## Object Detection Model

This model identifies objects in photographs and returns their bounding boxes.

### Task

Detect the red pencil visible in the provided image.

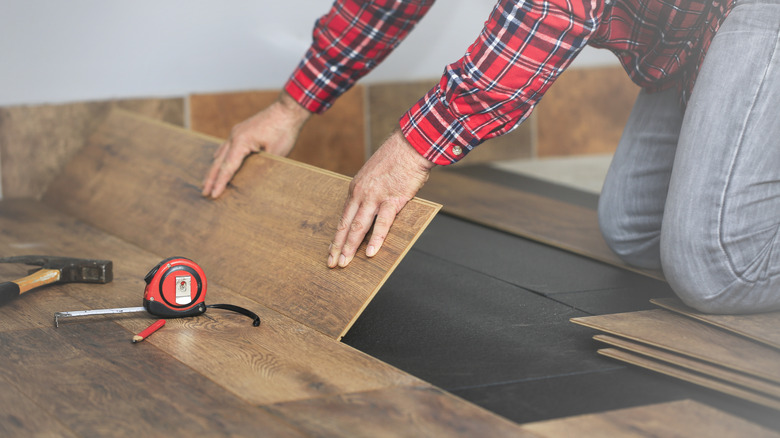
[132,319,166,343]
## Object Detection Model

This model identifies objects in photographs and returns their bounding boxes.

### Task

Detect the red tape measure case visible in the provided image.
[143,257,207,318]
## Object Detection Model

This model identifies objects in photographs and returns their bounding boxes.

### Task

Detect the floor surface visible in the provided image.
[342,164,780,430]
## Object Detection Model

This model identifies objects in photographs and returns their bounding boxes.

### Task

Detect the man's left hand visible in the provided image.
[328,129,436,268]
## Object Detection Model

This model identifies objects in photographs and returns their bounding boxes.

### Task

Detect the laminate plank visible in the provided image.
[0,199,421,407]
[0,374,78,437]
[190,87,366,176]
[652,297,780,350]
[41,110,440,339]
[0,322,307,437]
[572,309,780,383]
[599,348,780,412]
[521,399,780,437]
[594,334,780,399]
[265,385,533,437]
[0,98,184,199]
[418,170,663,280]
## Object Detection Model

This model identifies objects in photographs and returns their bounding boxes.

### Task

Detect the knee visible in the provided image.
[660,233,779,314]
[598,204,662,270]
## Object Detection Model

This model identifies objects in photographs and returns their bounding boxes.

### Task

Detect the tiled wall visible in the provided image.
[0,66,638,200]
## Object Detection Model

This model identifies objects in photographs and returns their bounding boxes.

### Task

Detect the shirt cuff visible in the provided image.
[400,85,478,166]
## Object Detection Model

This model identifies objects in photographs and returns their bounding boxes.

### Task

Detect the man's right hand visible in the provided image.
[201,91,311,199]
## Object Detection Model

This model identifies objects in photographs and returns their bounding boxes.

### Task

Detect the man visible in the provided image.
[203,0,780,314]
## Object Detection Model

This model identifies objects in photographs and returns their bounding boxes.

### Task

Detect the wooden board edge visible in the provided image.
[428,183,665,281]
[337,202,442,340]
[570,313,780,383]
[117,107,441,210]
[594,334,780,399]
[598,347,780,412]
[651,298,780,351]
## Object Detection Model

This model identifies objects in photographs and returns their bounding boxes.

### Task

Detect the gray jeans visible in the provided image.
[598,0,780,314]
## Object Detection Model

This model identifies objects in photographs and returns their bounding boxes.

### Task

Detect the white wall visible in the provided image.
[0,0,617,106]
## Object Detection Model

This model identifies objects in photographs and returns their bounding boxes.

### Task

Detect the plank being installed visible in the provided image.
[652,297,780,350]
[521,399,780,437]
[42,109,440,340]
[0,199,526,436]
[572,309,780,383]
[418,169,664,280]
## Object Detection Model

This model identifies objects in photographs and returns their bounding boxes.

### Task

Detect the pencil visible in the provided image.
[132,319,166,343]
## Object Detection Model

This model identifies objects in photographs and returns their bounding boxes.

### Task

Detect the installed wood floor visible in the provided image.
[2,109,777,435]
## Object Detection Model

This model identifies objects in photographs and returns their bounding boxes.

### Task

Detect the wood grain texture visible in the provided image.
[522,399,780,437]
[0,374,79,437]
[190,87,366,176]
[367,79,534,163]
[42,110,439,340]
[600,348,780,412]
[0,199,420,407]
[418,169,663,280]
[0,322,306,437]
[0,98,184,199]
[0,199,530,435]
[652,297,780,350]
[594,334,780,399]
[265,385,533,437]
[572,309,780,383]
[535,65,639,157]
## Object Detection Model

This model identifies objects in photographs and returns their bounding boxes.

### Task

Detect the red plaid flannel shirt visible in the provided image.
[285,0,733,165]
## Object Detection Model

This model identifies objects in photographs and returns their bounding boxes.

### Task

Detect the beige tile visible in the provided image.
[190,87,366,177]
[366,79,533,165]
[491,154,613,194]
[535,66,639,157]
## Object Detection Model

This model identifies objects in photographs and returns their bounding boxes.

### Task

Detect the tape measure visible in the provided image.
[143,256,207,318]
[54,256,260,327]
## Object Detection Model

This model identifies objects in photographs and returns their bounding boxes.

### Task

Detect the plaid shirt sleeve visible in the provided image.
[402,0,606,165]
[285,0,435,114]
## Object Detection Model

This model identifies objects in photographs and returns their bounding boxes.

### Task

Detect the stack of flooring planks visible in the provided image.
[572,298,780,414]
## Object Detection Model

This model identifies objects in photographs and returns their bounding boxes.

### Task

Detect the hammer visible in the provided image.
[0,255,112,306]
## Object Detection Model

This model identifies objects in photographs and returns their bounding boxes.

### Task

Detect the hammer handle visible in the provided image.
[0,269,61,306]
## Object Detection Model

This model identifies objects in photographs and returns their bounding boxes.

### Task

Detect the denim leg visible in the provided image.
[598,88,683,270]
[660,0,780,313]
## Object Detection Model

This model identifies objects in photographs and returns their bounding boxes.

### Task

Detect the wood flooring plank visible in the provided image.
[0,199,421,407]
[190,87,366,176]
[572,309,780,383]
[0,322,307,437]
[418,170,663,280]
[41,109,440,339]
[521,399,780,437]
[594,334,780,399]
[0,374,78,437]
[599,348,780,412]
[652,297,780,350]
[264,385,533,437]
[0,98,184,199]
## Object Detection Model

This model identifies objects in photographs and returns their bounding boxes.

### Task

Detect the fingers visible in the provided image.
[201,140,251,198]
[201,142,230,197]
[328,200,368,268]
[366,202,396,258]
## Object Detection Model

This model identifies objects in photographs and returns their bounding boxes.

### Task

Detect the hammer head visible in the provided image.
[0,255,112,284]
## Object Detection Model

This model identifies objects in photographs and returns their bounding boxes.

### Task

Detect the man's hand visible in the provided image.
[328,129,436,268]
[202,91,311,198]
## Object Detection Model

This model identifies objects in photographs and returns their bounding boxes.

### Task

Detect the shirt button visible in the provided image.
[452,146,463,156]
